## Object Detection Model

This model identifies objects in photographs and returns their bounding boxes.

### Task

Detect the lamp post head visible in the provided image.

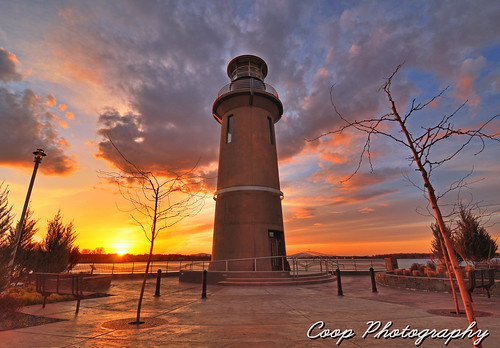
[33,149,46,163]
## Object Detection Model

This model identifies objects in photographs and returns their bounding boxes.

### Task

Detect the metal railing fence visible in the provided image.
[69,258,386,276]
[184,256,386,277]
[70,261,195,275]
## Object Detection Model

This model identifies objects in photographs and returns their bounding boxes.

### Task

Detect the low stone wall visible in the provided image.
[375,272,500,296]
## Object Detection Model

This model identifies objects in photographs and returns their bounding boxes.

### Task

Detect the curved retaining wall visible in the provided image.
[375,272,499,296]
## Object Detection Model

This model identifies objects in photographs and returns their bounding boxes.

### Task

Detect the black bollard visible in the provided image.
[370,267,378,293]
[154,269,161,297]
[336,268,343,296]
[201,269,207,299]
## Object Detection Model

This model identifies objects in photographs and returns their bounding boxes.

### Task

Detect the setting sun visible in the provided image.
[113,243,131,255]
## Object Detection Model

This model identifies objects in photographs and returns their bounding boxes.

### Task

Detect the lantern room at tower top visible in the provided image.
[212,55,283,124]
[227,54,268,81]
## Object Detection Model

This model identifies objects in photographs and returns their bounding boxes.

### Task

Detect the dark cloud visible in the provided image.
[53,1,231,174]
[96,107,217,172]
[49,1,500,178]
[51,1,319,171]
[0,87,77,175]
[275,0,500,159]
[0,47,23,82]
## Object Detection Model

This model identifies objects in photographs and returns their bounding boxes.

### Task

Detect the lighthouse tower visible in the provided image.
[211,55,287,272]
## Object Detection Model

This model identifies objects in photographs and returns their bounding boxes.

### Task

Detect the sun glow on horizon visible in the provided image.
[112,241,134,255]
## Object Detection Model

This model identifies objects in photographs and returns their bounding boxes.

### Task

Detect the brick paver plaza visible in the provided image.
[1,275,498,347]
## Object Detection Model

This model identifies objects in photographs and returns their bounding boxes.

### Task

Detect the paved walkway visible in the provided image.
[0,275,498,347]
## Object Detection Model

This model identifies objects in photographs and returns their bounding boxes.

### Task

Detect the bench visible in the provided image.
[34,273,110,314]
[468,269,495,299]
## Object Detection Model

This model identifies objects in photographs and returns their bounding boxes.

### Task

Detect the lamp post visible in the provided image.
[8,149,46,279]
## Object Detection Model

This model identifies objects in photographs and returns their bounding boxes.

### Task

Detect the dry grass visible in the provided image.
[0,284,108,331]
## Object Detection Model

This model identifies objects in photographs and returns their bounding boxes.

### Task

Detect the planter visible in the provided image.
[376,272,499,296]
[436,265,446,275]
[426,270,436,277]
[465,265,475,272]
[375,272,455,292]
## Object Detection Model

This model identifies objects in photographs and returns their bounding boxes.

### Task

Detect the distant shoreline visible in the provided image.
[76,252,500,264]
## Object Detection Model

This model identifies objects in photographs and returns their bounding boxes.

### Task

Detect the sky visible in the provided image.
[0,0,499,256]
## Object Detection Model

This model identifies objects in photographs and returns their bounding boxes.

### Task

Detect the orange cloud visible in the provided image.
[339,170,395,191]
[0,47,23,82]
[319,131,353,148]
[452,57,484,107]
[455,75,480,106]
[429,98,440,108]
[59,52,101,85]
[46,94,56,107]
[58,138,69,147]
[290,207,315,219]
[6,50,20,64]
[56,117,69,129]
[320,152,349,164]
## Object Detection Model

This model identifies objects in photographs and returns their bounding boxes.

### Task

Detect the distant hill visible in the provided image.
[372,253,431,259]
[288,252,432,259]
[79,251,464,263]
[78,253,211,263]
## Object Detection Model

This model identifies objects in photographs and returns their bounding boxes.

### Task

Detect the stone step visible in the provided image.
[224,273,330,282]
[214,271,291,278]
[218,274,335,286]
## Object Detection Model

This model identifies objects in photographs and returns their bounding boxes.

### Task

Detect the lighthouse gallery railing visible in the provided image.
[216,79,279,99]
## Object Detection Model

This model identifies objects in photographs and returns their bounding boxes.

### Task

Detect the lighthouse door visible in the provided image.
[269,230,286,271]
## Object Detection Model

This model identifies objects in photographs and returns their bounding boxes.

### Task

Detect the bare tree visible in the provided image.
[313,64,499,347]
[101,138,205,325]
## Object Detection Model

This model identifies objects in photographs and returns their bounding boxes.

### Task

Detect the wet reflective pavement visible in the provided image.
[0,275,498,347]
